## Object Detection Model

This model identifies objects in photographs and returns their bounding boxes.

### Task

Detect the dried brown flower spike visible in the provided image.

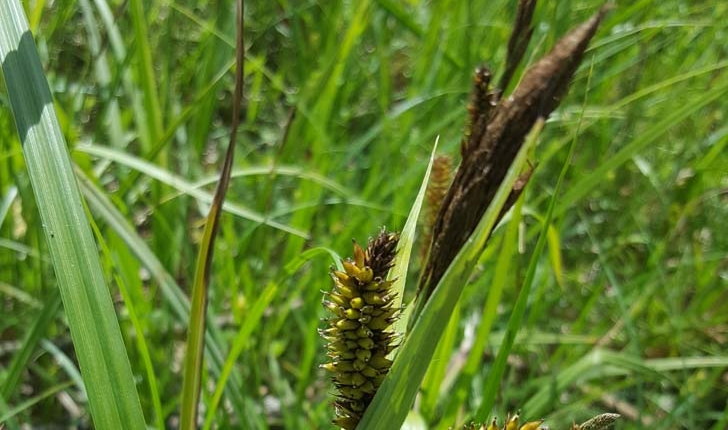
[461,67,498,157]
[418,4,610,306]
[320,230,401,429]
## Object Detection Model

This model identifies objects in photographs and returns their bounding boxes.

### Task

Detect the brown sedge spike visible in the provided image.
[321,229,400,429]
[421,155,453,263]
[461,65,499,158]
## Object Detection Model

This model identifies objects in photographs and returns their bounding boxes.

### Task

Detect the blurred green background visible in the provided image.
[1,0,726,428]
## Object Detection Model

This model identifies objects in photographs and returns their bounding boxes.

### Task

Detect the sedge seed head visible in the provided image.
[457,411,616,430]
[321,229,400,429]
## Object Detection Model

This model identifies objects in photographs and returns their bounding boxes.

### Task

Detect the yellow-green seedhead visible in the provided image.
[461,412,544,430]
[460,412,619,430]
[320,230,400,429]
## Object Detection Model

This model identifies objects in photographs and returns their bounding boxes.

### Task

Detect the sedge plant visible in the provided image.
[4,0,728,429]
[321,2,621,430]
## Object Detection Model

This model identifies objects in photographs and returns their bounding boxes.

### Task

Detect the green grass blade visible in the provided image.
[472,132,559,420]
[0,393,20,430]
[357,121,541,430]
[76,169,251,421]
[437,193,524,428]
[0,381,74,424]
[556,76,728,217]
[0,186,17,226]
[1,290,61,399]
[0,2,146,428]
[420,300,460,421]
[392,136,439,334]
[77,0,125,150]
[374,0,463,69]
[522,349,728,417]
[40,339,85,389]
[203,281,278,430]
[128,0,163,148]
[181,1,244,427]
[75,144,308,238]
[89,218,166,430]
[473,86,593,419]
[0,278,59,430]
[181,228,213,429]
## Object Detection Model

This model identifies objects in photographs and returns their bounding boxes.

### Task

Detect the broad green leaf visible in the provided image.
[0,2,145,428]
[77,168,255,425]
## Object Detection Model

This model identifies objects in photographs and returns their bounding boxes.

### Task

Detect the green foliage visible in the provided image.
[1,1,727,429]
[0,1,146,428]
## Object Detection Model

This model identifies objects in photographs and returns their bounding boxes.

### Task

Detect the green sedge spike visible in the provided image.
[571,413,621,430]
[321,230,400,430]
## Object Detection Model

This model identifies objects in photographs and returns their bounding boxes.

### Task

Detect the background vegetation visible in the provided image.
[1,0,727,428]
